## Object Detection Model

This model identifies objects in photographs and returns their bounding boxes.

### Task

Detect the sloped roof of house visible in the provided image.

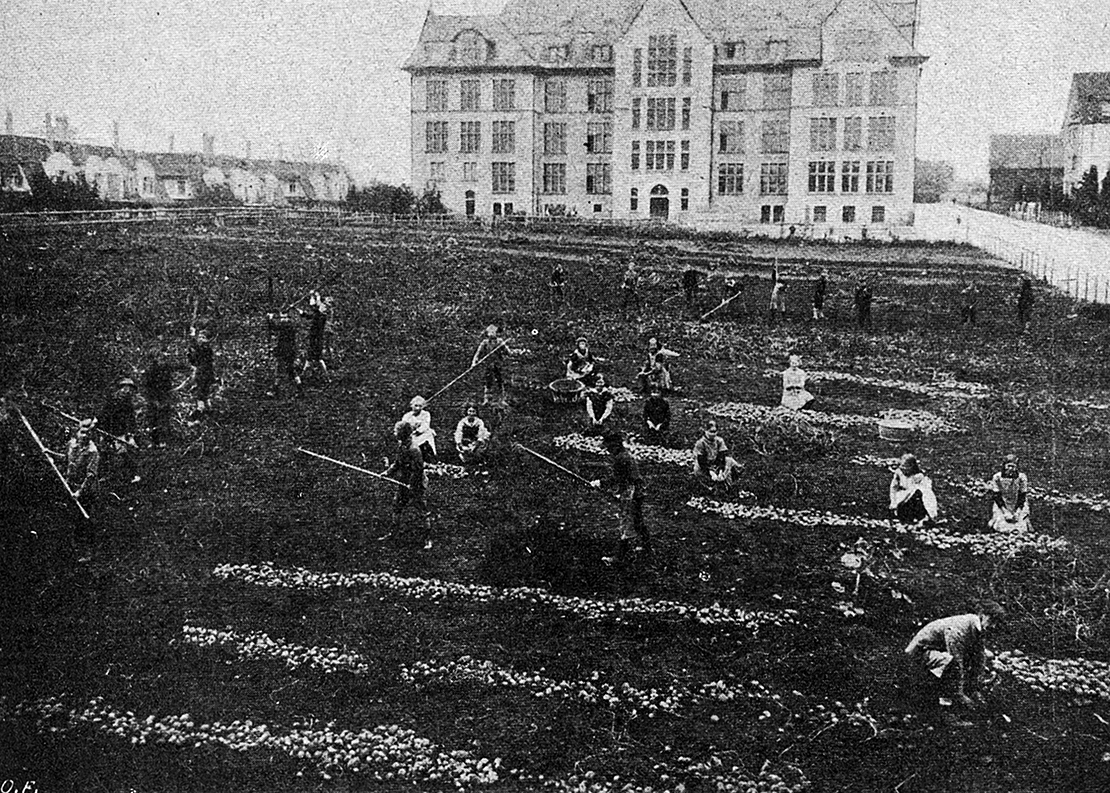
[1064,72,1110,126]
[988,134,1065,171]
[406,0,920,70]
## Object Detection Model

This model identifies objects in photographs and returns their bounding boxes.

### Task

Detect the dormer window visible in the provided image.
[545,45,570,63]
[724,42,736,59]
[590,45,613,63]
[453,30,495,64]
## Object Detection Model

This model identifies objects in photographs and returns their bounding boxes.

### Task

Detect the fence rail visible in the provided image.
[916,204,1110,305]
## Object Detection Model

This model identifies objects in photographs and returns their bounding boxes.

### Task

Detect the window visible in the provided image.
[812,205,827,223]
[462,162,478,182]
[682,97,691,130]
[718,163,744,195]
[719,120,744,153]
[631,141,641,170]
[543,123,566,155]
[773,205,784,223]
[868,116,895,151]
[761,118,789,153]
[586,163,612,194]
[809,118,836,151]
[682,47,693,84]
[845,73,864,105]
[630,187,639,211]
[866,160,894,193]
[808,161,836,193]
[812,73,839,106]
[493,202,502,216]
[427,80,448,112]
[763,73,791,109]
[586,122,612,154]
[632,48,642,87]
[647,34,677,87]
[841,160,860,193]
[429,162,446,183]
[761,204,772,223]
[545,80,567,113]
[632,98,641,130]
[724,42,737,59]
[492,121,515,153]
[681,139,690,170]
[587,79,614,113]
[842,205,856,223]
[719,76,745,111]
[594,204,603,213]
[544,45,570,63]
[646,140,675,171]
[460,80,481,111]
[843,117,863,151]
[457,122,479,154]
[871,205,886,223]
[491,162,515,193]
[454,30,493,64]
[591,44,613,62]
[647,98,676,131]
[681,187,689,210]
[425,121,448,153]
[492,79,516,110]
[870,71,896,106]
[543,163,566,194]
[760,162,788,195]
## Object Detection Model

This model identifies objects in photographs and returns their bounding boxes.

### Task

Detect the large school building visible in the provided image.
[405,0,925,231]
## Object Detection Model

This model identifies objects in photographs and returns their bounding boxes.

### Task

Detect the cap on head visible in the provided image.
[78,417,97,431]
[576,336,588,344]
[410,396,426,409]
[486,324,498,335]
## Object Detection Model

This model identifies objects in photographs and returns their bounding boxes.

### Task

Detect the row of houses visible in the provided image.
[988,73,1110,209]
[0,133,351,206]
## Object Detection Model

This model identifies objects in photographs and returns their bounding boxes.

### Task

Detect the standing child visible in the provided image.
[812,271,828,321]
[187,327,216,415]
[472,324,509,406]
[383,422,432,548]
[593,431,651,566]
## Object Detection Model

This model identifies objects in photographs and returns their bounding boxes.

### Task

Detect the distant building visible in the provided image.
[1061,72,1110,194]
[0,132,351,206]
[405,0,926,231]
[987,134,1065,209]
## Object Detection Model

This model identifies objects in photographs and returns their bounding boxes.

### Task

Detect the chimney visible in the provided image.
[112,121,121,152]
[169,133,175,153]
[245,140,252,160]
[5,108,12,135]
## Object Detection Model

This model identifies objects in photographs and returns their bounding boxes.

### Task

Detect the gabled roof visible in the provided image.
[1063,72,1110,126]
[988,134,1065,171]
[406,0,921,71]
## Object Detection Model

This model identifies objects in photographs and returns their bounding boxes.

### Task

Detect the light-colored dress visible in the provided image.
[780,366,814,410]
[889,469,938,520]
[400,408,437,455]
[988,471,1031,532]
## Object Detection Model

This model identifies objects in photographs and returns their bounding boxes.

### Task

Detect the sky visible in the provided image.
[2,0,1109,186]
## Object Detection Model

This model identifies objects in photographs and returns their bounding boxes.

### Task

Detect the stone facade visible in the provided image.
[405,0,925,230]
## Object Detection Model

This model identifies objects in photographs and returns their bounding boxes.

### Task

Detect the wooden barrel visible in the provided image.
[549,378,585,404]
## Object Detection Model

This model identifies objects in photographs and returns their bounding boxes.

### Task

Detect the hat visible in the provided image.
[410,396,426,408]
[118,377,136,388]
[576,336,588,344]
[486,324,499,335]
[78,418,97,431]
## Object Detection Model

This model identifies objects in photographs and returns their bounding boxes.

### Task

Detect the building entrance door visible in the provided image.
[649,185,669,220]
[465,191,476,217]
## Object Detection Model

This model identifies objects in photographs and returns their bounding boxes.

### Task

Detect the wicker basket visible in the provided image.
[549,378,585,404]
[878,418,914,442]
